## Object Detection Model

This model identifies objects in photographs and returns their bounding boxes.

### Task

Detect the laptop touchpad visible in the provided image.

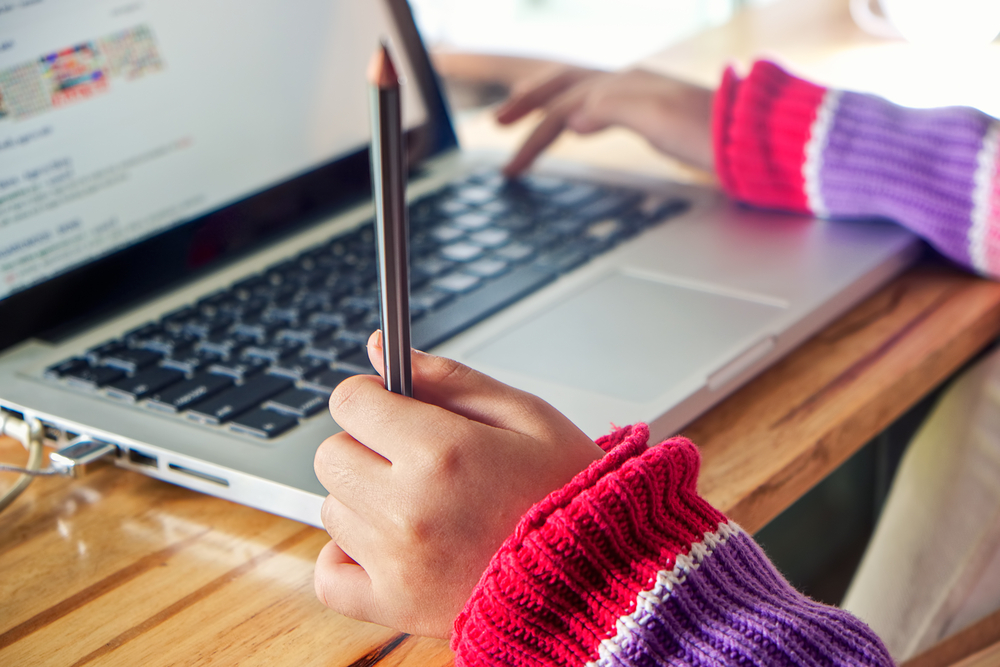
[465,272,786,403]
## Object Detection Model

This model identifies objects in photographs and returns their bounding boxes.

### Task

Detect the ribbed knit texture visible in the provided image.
[451,425,893,666]
[713,60,1000,278]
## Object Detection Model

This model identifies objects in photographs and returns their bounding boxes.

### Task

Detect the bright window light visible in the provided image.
[881,0,1000,46]
[410,0,746,69]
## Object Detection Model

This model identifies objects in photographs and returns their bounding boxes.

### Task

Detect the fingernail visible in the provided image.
[368,329,382,350]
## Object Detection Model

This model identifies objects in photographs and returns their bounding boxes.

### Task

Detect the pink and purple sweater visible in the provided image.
[450,62,998,665]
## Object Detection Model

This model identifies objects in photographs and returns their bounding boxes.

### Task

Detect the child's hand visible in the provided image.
[496,66,715,177]
[313,332,604,638]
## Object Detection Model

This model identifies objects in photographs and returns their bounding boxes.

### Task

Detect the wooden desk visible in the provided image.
[4,0,1000,664]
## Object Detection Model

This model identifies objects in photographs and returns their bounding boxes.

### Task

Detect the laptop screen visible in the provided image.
[0,0,429,302]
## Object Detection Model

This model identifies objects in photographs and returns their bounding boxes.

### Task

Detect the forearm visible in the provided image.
[714,60,1000,278]
[451,424,892,666]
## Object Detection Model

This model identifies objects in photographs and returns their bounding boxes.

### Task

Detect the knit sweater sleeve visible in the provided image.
[713,60,1000,278]
[450,424,892,666]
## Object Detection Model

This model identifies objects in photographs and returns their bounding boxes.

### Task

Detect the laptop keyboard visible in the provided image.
[43,170,688,439]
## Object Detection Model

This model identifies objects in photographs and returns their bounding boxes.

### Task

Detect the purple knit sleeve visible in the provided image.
[817,91,999,274]
[714,61,1000,278]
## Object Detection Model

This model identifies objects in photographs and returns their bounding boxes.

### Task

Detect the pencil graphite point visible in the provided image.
[367,43,399,89]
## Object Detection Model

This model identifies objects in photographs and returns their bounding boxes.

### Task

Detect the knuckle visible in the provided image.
[313,432,350,486]
[328,375,369,417]
[424,355,474,385]
[320,495,339,533]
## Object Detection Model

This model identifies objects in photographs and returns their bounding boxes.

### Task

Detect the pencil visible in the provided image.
[368,43,412,397]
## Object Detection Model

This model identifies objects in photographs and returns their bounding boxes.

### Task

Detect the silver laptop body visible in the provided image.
[0,0,919,526]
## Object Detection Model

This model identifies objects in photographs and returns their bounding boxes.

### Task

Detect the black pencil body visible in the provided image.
[369,47,412,397]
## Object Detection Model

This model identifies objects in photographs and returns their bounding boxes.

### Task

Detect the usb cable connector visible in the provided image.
[1,413,118,512]
[49,437,118,478]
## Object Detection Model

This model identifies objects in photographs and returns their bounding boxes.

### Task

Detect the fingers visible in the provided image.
[502,83,597,177]
[314,430,391,504]
[502,106,571,177]
[361,329,557,435]
[329,369,476,464]
[314,539,378,622]
[495,66,591,125]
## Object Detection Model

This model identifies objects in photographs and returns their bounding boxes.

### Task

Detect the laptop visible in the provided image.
[0,0,920,526]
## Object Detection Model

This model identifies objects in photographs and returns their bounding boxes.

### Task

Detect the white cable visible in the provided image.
[0,413,45,513]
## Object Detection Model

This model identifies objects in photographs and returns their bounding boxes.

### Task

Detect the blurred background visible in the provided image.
[409,0,771,69]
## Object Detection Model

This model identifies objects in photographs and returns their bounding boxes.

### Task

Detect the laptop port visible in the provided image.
[168,463,229,486]
[128,449,158,468]
[42,423,63,444]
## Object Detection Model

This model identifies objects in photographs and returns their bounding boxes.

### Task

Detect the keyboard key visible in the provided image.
[101,348,162,374]
[161,349,222,374]
[263,306,299,323]
[242,339,304,363]
[277,326,328,344]
[84,340,127,365]
[432,272,481,294]
[337,327,375,345]
[410,286,454,313]
[182,315,234,339]
[494,242,535,263]
[147,373,234,412]
[268,354,329,380]
[576,191,641,221]
[452,212,492,230]
[232,320,284,343]
[230,408,298,439]
[107,367,185,402]
[438,198,468,215]
[551,183,599,207]
[134,331,198,356]
[430,225,465,243]
[550,216,590,236]
[187,375,293,424]
[208,357,269,380]
[302,369,356,393]
[123,323,162,343]
[455,185,495,205]
[465,258,509,278]
[440,242,484,263]
[45,357,87,380]
[196,335,246,358]
[585,218,625,242]
[413,257,454,280]
[534,247,590,274]
[304,336,360,362]
[468,228,510,248]
[517,174,568,193]
[264,388,329,417]
[161,306,197,327]
[494,214,533,232]
[65,363,125,389]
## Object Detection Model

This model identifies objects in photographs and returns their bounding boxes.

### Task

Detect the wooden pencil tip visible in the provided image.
[367,43,399,88]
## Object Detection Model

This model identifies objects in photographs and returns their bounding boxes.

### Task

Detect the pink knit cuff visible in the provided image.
[712,60,827,214]
[451,424,726,666]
